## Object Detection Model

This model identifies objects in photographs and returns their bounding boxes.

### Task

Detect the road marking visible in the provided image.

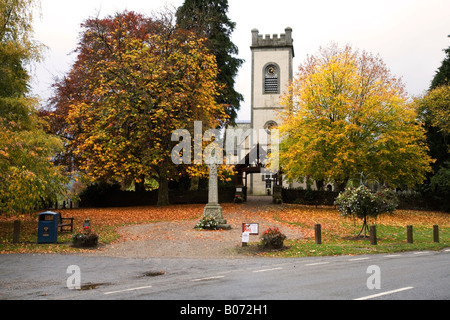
[354,287,414,300]
[253,267,283,273]
[305,262,330,266]
[191,276,225,282]
[445,249,450,252]
[384,254,402,258]
[414,251,431,255]
[348,257,370,261]
[104,286,153,295]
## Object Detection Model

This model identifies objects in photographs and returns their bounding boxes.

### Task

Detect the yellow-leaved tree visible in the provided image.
[275,44,433,190]
[1,0,67,216]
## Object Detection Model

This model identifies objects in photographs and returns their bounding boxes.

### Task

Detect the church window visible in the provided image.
[264,120,278,134]
[263,120,278,155]
[264,64,279,94]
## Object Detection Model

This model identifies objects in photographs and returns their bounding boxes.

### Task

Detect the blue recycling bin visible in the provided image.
[37,212,59,244]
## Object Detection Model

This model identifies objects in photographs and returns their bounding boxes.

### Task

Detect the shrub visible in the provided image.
[430,163,450,212]
[234,194,244,203]
[260,227,286,249]
[272,193,283,204]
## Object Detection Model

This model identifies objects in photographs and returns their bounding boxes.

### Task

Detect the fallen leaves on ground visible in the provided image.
[1,202,449,254]
[274,204,450,239]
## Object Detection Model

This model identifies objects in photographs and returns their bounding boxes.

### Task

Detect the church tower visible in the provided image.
[250,27,294,133]
[249,27,294,194]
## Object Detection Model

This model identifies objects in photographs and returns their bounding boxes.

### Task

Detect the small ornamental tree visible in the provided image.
[335,185,398,237]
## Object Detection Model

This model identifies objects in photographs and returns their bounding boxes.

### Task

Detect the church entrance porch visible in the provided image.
[234,144,282,201]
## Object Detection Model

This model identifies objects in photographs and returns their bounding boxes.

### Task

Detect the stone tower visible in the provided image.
[251,27,294,132]
[249,27,294,194]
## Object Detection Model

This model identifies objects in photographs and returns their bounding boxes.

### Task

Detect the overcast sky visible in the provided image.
[32,0,450,121]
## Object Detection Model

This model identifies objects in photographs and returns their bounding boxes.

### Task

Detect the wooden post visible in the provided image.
[369,225,377,245]
[433,225,439,243]
[407,225,413,244]
[13,220,21,244]
[315,224,322,245]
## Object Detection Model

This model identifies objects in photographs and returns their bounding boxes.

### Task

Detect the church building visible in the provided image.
[231,27,307,195]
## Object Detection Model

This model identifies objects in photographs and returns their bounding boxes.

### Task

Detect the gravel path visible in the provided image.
[94,196,304,259]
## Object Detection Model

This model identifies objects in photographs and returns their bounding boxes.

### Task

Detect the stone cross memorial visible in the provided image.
[203,143,231,230]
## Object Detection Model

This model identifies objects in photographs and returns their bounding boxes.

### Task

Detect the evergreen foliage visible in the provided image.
[176,0,244,125]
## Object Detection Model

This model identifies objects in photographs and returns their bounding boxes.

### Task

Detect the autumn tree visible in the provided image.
[418,85,450,138]
[275,44,433,190]
[415,40,450,211]
[47,11,226,206]
[0,0,67,215]
[41,11,166,172]
[176,0,243,125]
[416,40,450,173]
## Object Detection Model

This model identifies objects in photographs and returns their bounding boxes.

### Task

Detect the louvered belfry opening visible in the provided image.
[264,64,279,94]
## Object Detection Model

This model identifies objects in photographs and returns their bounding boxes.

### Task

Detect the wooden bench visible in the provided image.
[58,213,74,233]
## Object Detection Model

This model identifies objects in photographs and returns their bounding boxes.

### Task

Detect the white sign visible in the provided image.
[242,232,250,243]
[242,223,259,235]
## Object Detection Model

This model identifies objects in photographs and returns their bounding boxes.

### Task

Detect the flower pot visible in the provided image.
[261,227,286,249]
[262,235,285,249]
[73,233,99,248]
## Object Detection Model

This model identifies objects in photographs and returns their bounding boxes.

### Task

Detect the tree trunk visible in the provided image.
[358,215,369,238]
[336,180,348,192]
[135,177,146,193]
[190,176,200,191]
[157,174,170,206]
[316,179,324,191]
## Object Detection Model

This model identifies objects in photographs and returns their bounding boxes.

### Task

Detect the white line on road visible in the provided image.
[348,257,370,261]
[253,267,283,273]
[191,276,225,282]
[384,254,402,258]
[414,251,432,255]
[305,262,330,266]
[354,287,414,300]
[104,286,153,295]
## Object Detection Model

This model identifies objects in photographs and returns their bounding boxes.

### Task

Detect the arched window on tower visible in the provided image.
[264,64,279,94]
[264,120,278,134]
[263,120,278,152]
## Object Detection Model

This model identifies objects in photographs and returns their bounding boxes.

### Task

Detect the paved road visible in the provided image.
[1,249,449,304]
